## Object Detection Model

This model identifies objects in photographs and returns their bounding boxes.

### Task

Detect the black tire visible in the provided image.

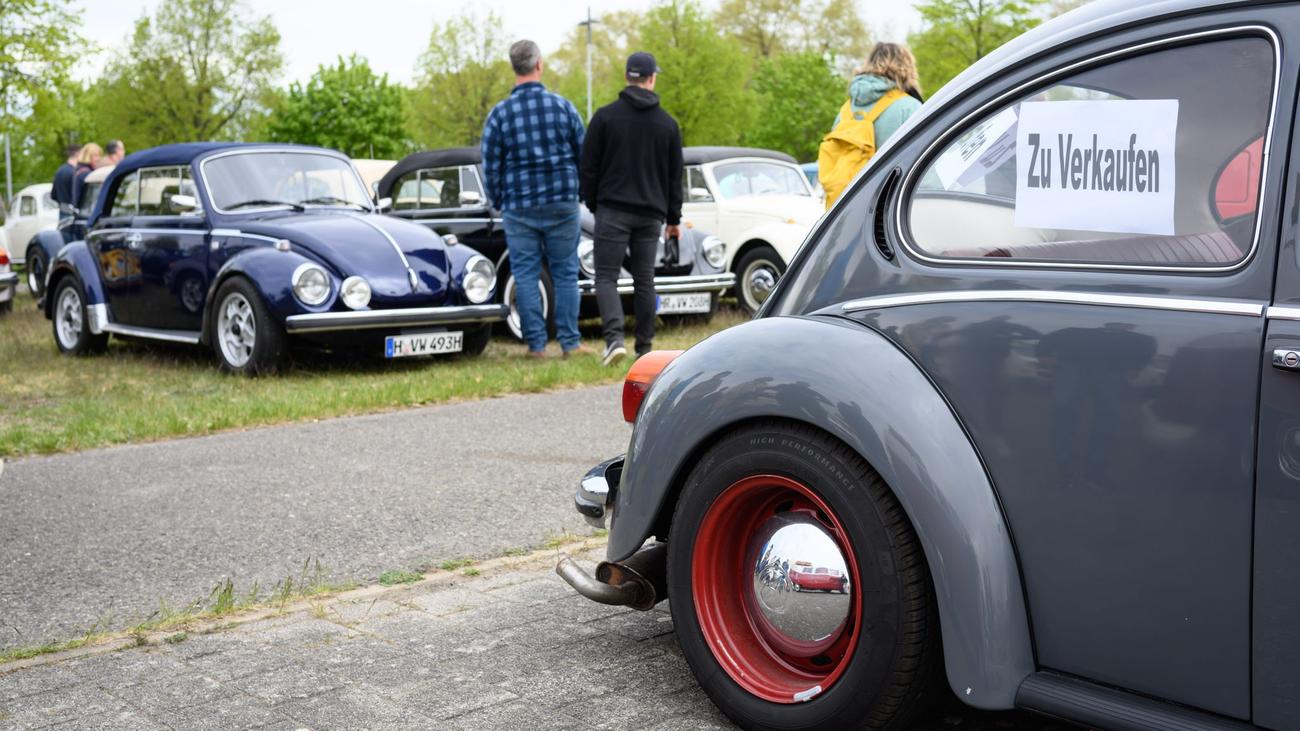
[26,245,48,302]
[733,245,786,315]
[460,323,492,357]
[667,421,940,731]
[210,277,288,375]
[500,265,556,342]
[50,276,109,356]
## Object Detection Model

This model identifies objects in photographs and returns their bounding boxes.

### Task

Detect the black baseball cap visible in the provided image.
[626,51,661,79]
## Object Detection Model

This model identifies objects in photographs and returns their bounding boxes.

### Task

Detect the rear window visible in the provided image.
[905,36,1273,268]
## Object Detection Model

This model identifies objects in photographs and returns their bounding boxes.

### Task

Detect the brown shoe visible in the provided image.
[526,349,549,359]
[563,344,595,359]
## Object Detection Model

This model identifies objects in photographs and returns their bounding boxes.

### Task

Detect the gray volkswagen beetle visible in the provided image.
[557,1,1300,729]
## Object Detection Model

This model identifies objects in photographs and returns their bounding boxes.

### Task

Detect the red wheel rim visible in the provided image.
[691,474,862,704]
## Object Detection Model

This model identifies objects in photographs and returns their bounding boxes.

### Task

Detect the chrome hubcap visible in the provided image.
[743,259,779,307]
[747,512,852,651]
[217,292,257,368]
[504,275,550,341]
[55,287,83,348]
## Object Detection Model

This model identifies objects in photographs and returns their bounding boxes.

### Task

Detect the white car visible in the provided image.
[680,147,823,313]
[3,183,59,267]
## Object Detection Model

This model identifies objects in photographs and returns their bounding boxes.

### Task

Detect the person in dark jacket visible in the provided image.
[580,51,683,365]
[51,144,81,213]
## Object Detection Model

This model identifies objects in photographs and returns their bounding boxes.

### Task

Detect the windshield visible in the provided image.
[202,152,372,212]
[713,161,810,199]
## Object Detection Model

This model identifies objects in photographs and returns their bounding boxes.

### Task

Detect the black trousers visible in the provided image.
[593,208,660,352]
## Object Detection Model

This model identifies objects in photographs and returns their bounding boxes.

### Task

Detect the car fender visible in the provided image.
[614,314,1033,710]
[201,247,325,345]
[43,241,105,319]
[730,221,807,268]
[27,229,67,267]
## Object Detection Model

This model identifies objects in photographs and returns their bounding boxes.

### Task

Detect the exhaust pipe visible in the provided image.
[555,542,667,611]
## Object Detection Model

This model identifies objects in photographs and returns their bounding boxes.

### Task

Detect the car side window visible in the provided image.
[18,196,35,216]
[684,166,712,202]
[109,171,140,218]
[906,36,1273,267]
[138,166,190,216]
[391,168,461,211]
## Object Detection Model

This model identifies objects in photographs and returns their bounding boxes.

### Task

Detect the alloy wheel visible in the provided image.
[217,292,257,368]
[55,285,83,349]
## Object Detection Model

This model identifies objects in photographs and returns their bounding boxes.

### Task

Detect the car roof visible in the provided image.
[684,147,797,165]
[896,0,1268,149]
[378,148,479,198]
[89,142,348,224]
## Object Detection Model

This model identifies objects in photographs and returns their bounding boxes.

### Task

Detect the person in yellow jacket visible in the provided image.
[818,43,923,209]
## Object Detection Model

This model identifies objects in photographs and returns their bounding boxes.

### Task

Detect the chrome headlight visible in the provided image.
[578,236,595,277]
[462,255,495,304]
[292,263,331,306]
[702,235,727,268]
[340,275,372,310]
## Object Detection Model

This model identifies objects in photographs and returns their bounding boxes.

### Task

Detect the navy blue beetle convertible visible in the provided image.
[43,143,507,374]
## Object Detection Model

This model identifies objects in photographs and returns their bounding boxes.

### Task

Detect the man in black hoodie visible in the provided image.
[580,51,683,366]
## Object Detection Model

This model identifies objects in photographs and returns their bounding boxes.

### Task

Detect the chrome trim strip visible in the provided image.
[88,227,208,237]
[842,290,1264,317]
[197,148,370,215]
[891,25,1281,274]
[1266,306,1300,321]
[209,228,242,237]
[102,323,201,344]
[344,213,418,294]
[0,272,18,285]
[578,273,736,296]
[284,303,509,334]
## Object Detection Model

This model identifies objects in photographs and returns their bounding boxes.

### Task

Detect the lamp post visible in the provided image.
[578,7,599,121]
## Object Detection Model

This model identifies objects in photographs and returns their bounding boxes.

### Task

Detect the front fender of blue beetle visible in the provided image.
[200,247,333,345]
[444,240,498,306]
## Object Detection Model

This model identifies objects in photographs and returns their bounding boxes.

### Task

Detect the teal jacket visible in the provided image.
[832,74,922,148]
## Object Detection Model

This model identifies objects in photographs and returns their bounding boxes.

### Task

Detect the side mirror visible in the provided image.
[459,191,483,207]
[689,187,714,203]
[375,197,393,212]
[169,194,199,213]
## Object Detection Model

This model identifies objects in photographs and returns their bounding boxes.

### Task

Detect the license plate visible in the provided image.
[384,331,463,358]
[657,292,712,314]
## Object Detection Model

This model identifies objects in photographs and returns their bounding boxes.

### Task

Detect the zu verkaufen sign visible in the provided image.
[1015,99,1179,236]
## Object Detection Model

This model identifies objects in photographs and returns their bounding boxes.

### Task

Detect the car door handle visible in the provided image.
[1272,349,1300,371]
[125,232,143,250]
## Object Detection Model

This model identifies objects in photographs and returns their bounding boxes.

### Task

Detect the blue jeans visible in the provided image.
[502,201,582,352]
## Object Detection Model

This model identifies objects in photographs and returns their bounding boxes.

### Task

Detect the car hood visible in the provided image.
[236,212,450,301]
[719,194,823,226]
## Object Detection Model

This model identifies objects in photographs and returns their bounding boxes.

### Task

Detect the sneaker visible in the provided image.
[602,343,628,366]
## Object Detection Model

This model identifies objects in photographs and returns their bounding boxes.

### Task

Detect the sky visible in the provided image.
[77,0,924,86]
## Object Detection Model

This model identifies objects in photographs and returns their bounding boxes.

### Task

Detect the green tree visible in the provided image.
[267,55,407,158]
[548,10,643,121]
[0,0,81,194]
[408,10,513,148]
[715,0,871,68]
[908,0,1045,94]
[746,52,844,161]
[95,0,283,149]
[639,0,755,146]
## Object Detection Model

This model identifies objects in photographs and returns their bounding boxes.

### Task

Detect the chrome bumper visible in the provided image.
[284,303,509,334]
[578,273,735,296]
[0,271,16,301]
[577,456,623,529]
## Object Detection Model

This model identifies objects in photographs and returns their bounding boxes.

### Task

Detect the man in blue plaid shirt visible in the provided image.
[481,40,589,358]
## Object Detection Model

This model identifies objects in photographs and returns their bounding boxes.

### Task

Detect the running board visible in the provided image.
[1017,672,1254,731]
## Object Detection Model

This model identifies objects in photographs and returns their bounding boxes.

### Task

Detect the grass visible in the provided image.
[0,299,745,457]
[1,557,356,663]
[377,569,423,586]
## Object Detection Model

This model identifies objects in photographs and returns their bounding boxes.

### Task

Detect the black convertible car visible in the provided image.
[375,149,734,339]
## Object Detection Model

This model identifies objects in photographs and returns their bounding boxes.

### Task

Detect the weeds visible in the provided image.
[438,558,476,572]
[378,569,422,586]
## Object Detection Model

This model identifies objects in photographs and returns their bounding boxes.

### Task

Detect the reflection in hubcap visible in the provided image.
[744,260,779,307]
[747,512,852,652]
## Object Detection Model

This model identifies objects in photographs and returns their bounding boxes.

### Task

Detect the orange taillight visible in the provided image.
[0,250,8,266]
[622,350,683,423]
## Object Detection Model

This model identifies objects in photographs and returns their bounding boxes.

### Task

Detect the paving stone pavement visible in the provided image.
[0,545,1067,731]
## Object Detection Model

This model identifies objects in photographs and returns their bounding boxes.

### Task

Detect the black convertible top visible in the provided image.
[683,147,797,165]
[377,147,481,199]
